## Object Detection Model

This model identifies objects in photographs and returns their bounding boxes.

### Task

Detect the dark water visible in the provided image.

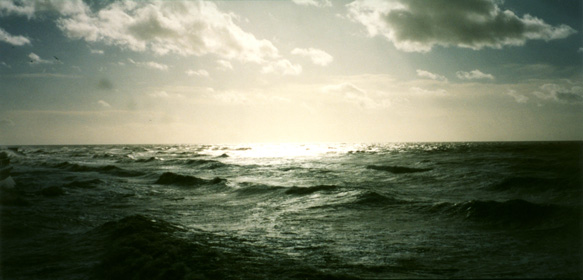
[1,142,581,279]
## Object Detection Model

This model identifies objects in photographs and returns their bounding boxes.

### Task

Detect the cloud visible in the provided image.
[98,100,112,108]
[410,87,447,95]
[261,59,302,75]
[28,52,53,64]
[127,59,168,71]
[534,83,583,104]
[507,89,528,103]
[217,59,233,70]
[578,47,583,53]
[149,91,184,99]
[54,1,295,74]
[0,0,88,18]
[1,61,11,68]
[416,69,447,82]
[0,27,31,46]
[186,69,209,78]
[322,82,390,108]
[141,61,168,71]
[456,69,494,80]
[347,0,577,52]
[292,0,332,7]
[90,48,104,55]
[291,48,333,66]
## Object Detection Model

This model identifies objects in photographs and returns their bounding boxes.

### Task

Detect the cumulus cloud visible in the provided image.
[291,48,333,66]
[534,83,583,104]
[0,27,31,46]
[292,0,332,8]
[142,61,168,71]
[261,59,302,75]
[51,1,299,74]
[347,0,576,52]
[456,69,494,80]
[186,69,209,78]
[28,52,53,64]
[507,89,529,103]
[416,69,447,82]
[322,83,390,108]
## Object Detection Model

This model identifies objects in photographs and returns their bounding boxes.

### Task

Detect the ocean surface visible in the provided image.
[1,142,581,279]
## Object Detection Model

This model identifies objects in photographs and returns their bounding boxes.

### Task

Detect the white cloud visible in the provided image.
[1,61,11,68]
[186,69,209,78]
[507,89,528,103]
[261,59,302,75]
[291,0,332,8]
[456,69,494,80]
[127,59,168,71]
[578,47,583,53]
[534,83,583,104]
[0,27,31,46]
[217,59,233,70]
[347,0,577,53]
[291,48,333,66]
[416,69,447,82]
[98,100,111,108]
[410,87,447,95]
[28,52,53,64]
[322,82,390,108]
[90,48,104,55]
[55,1,295,73]
[142,61,168,71]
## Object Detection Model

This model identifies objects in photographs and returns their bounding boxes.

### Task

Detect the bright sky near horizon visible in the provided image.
[0,0,582,145]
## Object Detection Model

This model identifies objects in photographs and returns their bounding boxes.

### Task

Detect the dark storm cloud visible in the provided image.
[347,0,577,52]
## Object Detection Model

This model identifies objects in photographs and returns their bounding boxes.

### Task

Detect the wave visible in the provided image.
[51,162,144,177]
[155,172,226,186]
[353,191,405,206]
[367,165,432,174]
[232,182,285,196]
[135,157,163,163]
[62,179,104,189]
[429,199,578,229]
[91,215,353,280]
[285,185,339,195]
[488,176,580,192]
[183,159,228,169]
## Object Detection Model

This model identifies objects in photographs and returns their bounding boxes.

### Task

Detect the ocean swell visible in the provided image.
[367,165,432,174]
[155,172,226,186]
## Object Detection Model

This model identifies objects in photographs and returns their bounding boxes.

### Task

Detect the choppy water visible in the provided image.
[1,142,581,279]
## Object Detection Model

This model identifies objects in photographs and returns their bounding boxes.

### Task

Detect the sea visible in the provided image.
[0,142,581,279]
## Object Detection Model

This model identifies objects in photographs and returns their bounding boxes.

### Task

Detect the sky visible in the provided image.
[0,0,582,145]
